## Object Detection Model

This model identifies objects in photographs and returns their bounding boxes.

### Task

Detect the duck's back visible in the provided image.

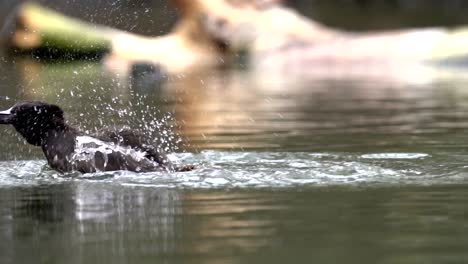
[94,128,173,167]
[71,135,164,173]
[95,129,195,172]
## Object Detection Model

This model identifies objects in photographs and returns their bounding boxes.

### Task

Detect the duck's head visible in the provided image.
[0,101,65,146]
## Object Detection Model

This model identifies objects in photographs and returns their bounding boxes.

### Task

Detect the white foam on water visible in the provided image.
[361,153,430,159]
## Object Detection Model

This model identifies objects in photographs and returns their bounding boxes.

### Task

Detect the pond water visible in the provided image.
[2,56,468,263]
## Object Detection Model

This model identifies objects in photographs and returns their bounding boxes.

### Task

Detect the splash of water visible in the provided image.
[3,151,466,189]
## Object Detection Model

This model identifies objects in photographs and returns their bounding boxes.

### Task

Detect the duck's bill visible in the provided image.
[0,108,13,124]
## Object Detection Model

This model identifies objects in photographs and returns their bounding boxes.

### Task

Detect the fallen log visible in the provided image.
[10,3,113,55]
[8,2,228,73]
[198,0,468,65]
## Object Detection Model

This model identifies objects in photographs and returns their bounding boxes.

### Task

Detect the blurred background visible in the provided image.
[3,0,468,38]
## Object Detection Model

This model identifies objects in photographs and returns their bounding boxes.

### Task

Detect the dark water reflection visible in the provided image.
[2,184,468,264]
[3,58,468,263]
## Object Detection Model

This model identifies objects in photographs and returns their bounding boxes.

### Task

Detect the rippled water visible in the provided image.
[2,58,468,263]
[2,151,468,189]
[2,182,468,264]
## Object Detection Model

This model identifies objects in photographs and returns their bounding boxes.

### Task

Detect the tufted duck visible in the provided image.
[0,101,193,173]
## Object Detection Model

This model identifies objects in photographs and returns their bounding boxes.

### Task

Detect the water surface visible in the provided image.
[2,57,468,263]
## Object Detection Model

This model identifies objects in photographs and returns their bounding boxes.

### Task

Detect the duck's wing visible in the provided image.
[93,128,173,169]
